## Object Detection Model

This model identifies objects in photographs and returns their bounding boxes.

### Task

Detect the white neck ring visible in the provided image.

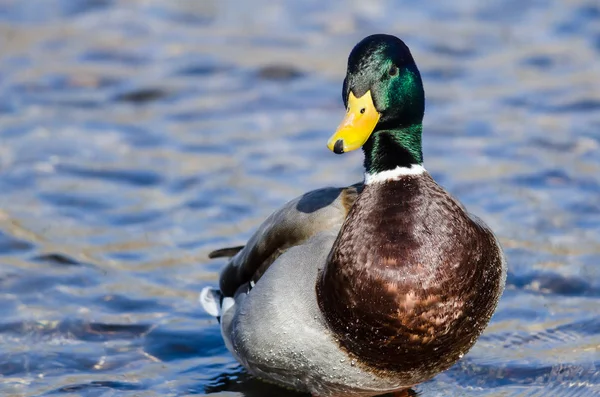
[364,164,426,184]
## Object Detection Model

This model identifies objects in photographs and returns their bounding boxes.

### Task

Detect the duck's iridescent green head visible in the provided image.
[327,34,425,172]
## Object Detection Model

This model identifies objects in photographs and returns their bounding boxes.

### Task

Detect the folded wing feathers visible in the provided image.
[208,245,245,259]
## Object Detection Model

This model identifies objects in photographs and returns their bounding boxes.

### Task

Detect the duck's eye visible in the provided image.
[360,108,366,114]
[388,64,398,77]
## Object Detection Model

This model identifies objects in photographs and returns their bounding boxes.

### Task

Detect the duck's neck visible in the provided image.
[363,124,423,178]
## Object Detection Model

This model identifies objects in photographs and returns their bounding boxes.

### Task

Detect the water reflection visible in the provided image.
[204,367,418,397]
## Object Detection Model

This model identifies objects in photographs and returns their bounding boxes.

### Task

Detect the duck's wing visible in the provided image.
[213,183,362,297]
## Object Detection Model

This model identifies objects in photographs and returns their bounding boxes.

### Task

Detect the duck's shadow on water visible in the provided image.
[203,366,418,397]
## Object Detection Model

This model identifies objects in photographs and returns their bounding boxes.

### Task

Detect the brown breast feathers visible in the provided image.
[317,173,503,383]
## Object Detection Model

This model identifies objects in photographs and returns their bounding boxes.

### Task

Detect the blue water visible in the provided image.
[0,0,599,396]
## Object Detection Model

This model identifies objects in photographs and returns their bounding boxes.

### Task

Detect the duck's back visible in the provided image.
[217,184,361,297]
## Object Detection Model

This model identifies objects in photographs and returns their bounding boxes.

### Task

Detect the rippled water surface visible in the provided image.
[0,0,599,396]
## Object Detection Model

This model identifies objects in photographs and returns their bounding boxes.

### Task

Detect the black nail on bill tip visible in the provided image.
[333,139,344,154]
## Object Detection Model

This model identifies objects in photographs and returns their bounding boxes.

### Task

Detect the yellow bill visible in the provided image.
[327,90,380,154]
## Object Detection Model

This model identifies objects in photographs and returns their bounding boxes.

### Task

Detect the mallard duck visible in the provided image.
[200,34,506,397]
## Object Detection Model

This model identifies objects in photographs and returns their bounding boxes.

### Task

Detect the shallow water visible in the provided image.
[0,0,599,396]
